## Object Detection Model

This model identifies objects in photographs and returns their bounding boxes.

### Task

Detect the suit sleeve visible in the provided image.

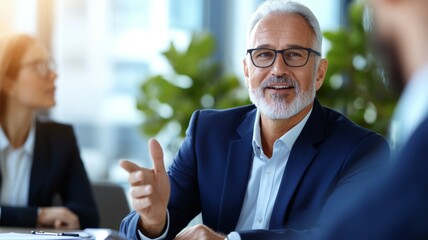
[58,126,100,228]
[0,206,39,227]
[120,211,143,240]
[120,110,203,239]
[317,133,390,224]
[238,133,390,240]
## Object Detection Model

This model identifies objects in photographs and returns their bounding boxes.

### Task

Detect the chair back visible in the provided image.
[92,182,130,231]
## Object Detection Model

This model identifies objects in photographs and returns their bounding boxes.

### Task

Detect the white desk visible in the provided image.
[0,227,124,239]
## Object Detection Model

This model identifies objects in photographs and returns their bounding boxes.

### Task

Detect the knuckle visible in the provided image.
[194,224,204,229]
[142,197,152,206]
[129,171,143,184]
[130,185,153,198]
[129,187,137,197]
[133,197,152,211]
[145,185,153,194]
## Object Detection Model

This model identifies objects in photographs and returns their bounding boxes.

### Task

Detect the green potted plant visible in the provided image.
[317,0,397,135]
[137,0,396,151]
[136,32,249,151]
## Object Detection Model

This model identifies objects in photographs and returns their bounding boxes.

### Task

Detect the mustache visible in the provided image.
[260,76,299,89]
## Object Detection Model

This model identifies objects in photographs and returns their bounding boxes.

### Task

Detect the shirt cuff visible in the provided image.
[137,210,170,240]
[227,231,242,240]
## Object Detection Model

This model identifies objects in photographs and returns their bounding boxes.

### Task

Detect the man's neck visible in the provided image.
[259,103,312,158]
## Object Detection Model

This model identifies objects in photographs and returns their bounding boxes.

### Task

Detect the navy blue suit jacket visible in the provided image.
[120,99,389,239]
[309,115,428,240]
[0,120,99,229]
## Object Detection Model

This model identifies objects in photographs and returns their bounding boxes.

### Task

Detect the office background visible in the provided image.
[0,0,350,185]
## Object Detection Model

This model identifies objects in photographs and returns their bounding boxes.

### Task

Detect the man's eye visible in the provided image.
[255,51,274,58]
[285,51,304,58]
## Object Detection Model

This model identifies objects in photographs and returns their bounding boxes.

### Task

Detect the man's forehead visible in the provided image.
[249,13,315,47]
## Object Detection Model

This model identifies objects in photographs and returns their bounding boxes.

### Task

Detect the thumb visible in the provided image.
[149,138,166,174]
[119,160,142,173]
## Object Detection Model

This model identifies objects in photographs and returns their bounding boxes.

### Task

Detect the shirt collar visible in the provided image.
[0,126,8,152]
[252,107,313,157]
[0,121,36,154]
[24,123,36,154]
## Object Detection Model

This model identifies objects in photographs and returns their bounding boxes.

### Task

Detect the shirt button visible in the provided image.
[266,169,271,175]
[258,217,262,223]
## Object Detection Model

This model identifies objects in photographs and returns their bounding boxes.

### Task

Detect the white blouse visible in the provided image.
[0,124,35,207]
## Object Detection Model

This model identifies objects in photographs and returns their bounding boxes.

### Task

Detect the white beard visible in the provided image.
[249,76,316,120]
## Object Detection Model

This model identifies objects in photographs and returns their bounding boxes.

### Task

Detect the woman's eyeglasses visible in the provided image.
[20,60,56,78]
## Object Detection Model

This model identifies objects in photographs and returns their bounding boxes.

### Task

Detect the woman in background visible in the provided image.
[0,33,99,229]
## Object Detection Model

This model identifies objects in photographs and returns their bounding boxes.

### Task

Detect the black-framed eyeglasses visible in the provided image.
[246,47,321,68]
[20,60,56,78]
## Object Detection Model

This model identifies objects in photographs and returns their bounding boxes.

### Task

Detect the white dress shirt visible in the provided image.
[0,123,35,217]
[389,63,428,152]
[228,108,311,240]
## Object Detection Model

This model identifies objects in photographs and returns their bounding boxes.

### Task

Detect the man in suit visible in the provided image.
[119,0,389,239]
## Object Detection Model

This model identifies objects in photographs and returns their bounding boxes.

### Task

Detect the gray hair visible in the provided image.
[247,0,322,51]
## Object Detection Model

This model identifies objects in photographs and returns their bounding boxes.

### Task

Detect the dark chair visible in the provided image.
[92,182,131,231]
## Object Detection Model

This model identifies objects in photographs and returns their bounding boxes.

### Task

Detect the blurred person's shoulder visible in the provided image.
[321,104,388,145]
[35,116,76,138]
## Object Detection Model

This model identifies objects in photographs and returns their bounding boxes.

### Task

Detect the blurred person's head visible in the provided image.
[0,33,57,120]
[243,0,328,120]
[367,0,428,93]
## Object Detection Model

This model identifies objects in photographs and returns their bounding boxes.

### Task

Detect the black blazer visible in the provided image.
[0,120,99,228]
[120,99,390,239]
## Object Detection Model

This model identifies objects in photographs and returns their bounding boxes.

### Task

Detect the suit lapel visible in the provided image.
[217,108,256,233]
[28,121,49,205]
[270,99,326,228]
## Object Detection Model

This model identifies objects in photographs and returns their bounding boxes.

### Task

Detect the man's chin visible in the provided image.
[259,100,310,120]
[267,90,295,99]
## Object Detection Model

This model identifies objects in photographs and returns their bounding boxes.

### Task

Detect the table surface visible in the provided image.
[0,227,49,233]
[0,227,124,239]
[0,228,85,239]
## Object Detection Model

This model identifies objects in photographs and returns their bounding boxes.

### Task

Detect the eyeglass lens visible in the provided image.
[33,61,55,78]
[250,48,310,67]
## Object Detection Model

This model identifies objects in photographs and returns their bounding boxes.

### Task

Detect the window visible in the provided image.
[1,0,342,184]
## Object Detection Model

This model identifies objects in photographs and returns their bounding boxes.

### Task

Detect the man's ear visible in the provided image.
[243,57,250,86]
[315,59,328,91]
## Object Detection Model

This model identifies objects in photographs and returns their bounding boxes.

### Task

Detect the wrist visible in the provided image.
[36,207,46,227]
[139,215,167,238]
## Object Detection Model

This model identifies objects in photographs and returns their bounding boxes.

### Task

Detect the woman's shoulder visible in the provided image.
[36,118,75,138]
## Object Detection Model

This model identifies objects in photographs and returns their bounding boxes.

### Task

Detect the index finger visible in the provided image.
[120,160,142,173]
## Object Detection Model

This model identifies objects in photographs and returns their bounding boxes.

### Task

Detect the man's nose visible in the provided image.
[271,54,290,76]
